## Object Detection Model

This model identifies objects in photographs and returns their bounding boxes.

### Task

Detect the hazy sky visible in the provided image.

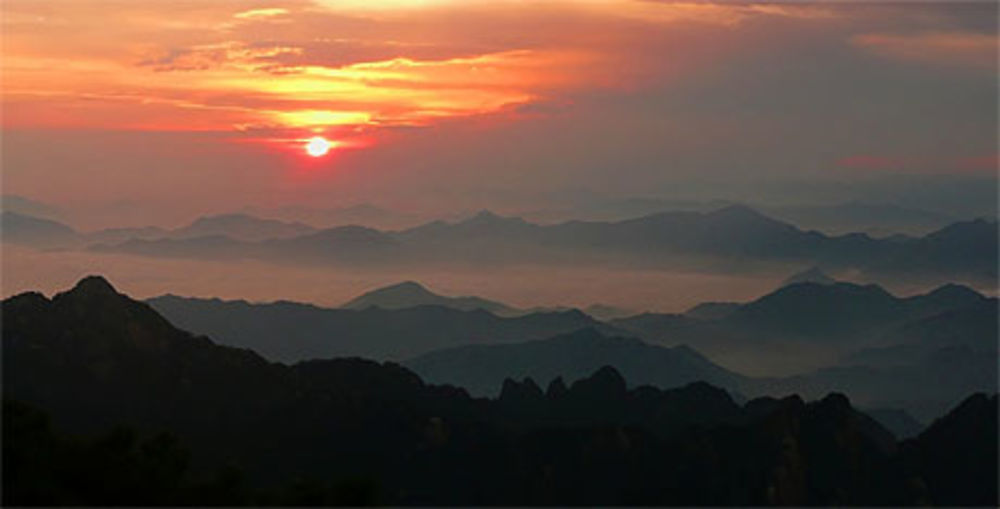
[2,0,997,228]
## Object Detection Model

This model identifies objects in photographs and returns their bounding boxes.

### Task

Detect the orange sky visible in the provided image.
[1,1,997,227]
[5,1,622,144]
[8,1,987,144]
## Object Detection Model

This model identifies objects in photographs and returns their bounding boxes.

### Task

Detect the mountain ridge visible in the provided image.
[341,280,521,316]
[146,292,618,363]
[6,206,996,288]
[4,276,996,505]
[404,327,744,397]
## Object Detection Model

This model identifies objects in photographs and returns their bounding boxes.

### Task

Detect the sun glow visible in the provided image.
[0,0,851,141]
[305,136,332,157]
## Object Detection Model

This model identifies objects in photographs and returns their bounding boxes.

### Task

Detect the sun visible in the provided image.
[305,136,332,157]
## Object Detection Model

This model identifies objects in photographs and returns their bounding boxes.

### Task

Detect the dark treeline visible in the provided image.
[3,276,998,506]
[5,400,377,506]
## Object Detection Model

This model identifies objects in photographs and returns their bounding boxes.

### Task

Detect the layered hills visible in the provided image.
[4,276,996,505]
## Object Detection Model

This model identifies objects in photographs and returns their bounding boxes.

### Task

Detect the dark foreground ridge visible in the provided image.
[3,276,997,506]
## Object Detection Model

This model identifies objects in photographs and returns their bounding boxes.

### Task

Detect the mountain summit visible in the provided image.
[781,266,837,287]
[67,275,120,297]
[341,281,520,316]
[174,213,316,241]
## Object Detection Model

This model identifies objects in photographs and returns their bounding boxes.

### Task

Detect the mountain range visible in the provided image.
[1,211,79,249]
[1,194,67,222]
[4,205,996,287]
[339,280,633,319]
[1,211,318,248]
[603,281,996,421]
[520,198,962,236]
[780,266,837,286]
[4,276,996,505]
[761,201,959,236]
[146,293,617,363]
[610,281,992,373]
[404,328,744,397]
[144,275,996,421]
[341,281,521,316]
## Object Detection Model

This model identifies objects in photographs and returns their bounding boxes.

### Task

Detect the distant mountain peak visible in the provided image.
[69,275,119,297]
[500,377,544,402]
[781,266,836,287]
[344,280,439,306]
[460,209,528,227]
[570,365,627,396]
[712,203,760,216]
[341,280,519,316]
[473,209,500,220]
[372,281,435,297]
[193,212,255,222]
[174,212,316,241]
[707,204,779,223]
[386,280,428,289]
[184,213,270,229]
[582,303,635,321]
[684,301,740,320]
[546,377,568,398]
[561,326,609,341]
[702,204,796,231]
[925,283,984,300]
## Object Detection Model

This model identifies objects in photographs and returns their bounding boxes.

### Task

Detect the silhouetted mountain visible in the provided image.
[404,210,539,239]
[790,296,998,420]
[83,205,998,286]
[781,266,836,287]
[899,393,999,506]
[342,281,521,316]
[405,328,743,397]
[1,211,80,248]
[616,281,988,348]
[172,213,316,241]
[683,301,740,320]
[581,303,635,320]
[519,197,721,223]
[530,199,958,236]
[763,201,956,236]
[844,297,998,368]
[611,281,996,414]
[3,277,995,505]
[747,345,997,422]
[146,294,614,362]
[864,408,924,439]
[258,225,400,264]
[538,205,808,260]
[52,212,319,248]
[2,194,66,221]
[726,282,905,337]
[92,223,399,264]
[89,213,316,244]
[608,312,706,343]
[242,203,421,230]
[863,218,998,282]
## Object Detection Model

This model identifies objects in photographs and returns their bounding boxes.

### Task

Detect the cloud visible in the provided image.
[1,0,846,136]
[2,0,996,212]
[233,8,289,20]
